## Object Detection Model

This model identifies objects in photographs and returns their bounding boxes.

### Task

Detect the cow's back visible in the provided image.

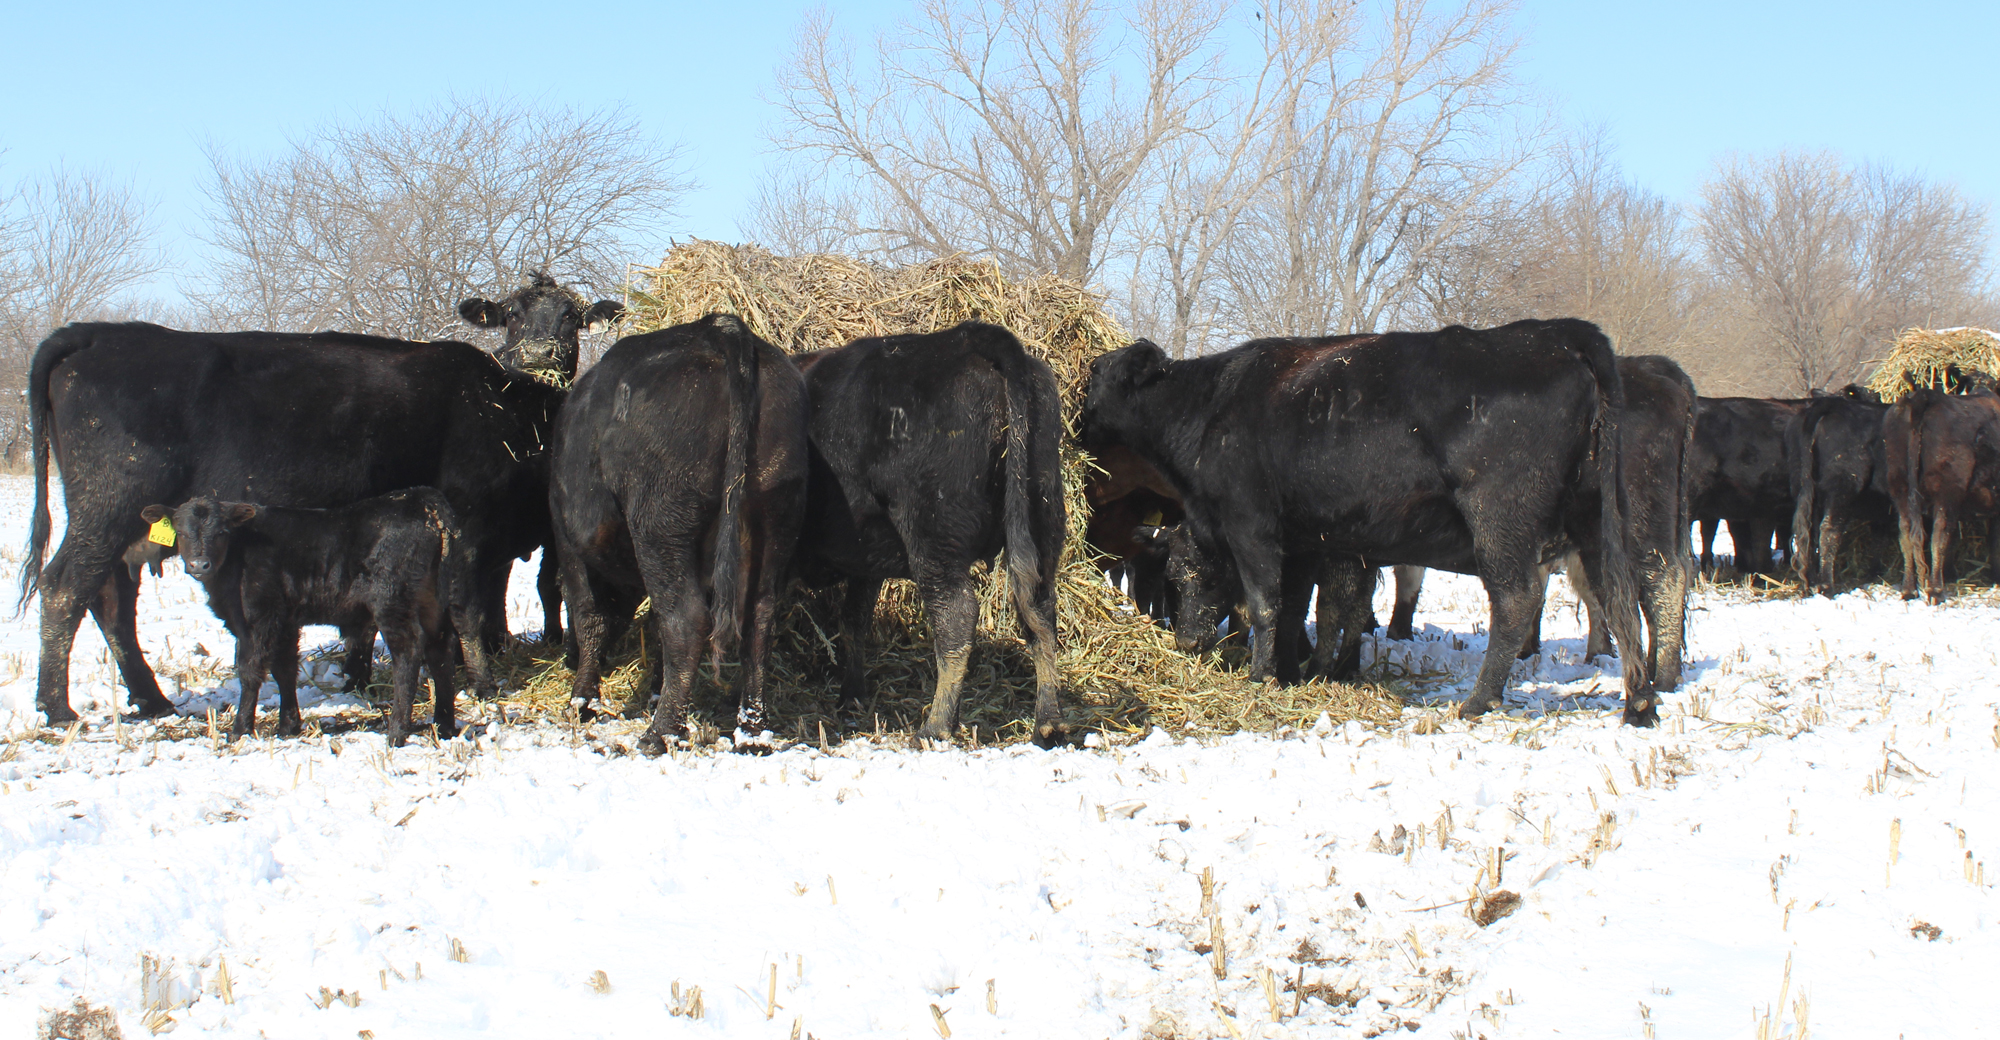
[1169,323,1603,562]
[801,329,1025,579]
[41,323,533,555]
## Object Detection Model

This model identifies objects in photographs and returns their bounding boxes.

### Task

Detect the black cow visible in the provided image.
[1172,355,1695,694]
[1791,386,1894,596]
[550,314,807,755]
[1081,319,1653,724]
[799,322,1066,745]
[145,489,487,745]
[1884,388,2000,603]
[1688,396,1812,576]
[20,273,606,726]
[456,272,624,648]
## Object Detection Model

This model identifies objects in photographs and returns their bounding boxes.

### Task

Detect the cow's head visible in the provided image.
[1164,525,1234,655]
[141,498,257,581]
[457,271,624,386]
[1078,339,1170,450]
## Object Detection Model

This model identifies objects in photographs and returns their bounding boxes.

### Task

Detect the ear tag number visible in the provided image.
[148,518,176,547]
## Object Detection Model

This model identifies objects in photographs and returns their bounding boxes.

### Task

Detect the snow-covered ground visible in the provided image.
[1,473,1995,1039]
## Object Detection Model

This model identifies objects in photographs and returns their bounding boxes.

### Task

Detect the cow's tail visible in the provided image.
[18,325,92,612]
[968,325,1061,627]
[1566,323,1650,711]
[708,314,759,656]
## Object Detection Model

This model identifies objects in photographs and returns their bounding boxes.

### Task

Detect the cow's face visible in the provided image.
[1078,340,1169,449]
[458,272,623,386]
[142,498,257,581]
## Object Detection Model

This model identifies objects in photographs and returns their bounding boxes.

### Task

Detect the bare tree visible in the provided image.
[761,0,1232,285]
[1696,151,1991,394]
[1133,2,1356,355]
[197,96,692,339]
[1417,132,1703,355]
[0,167,163,466]
[1219,0,1540,340]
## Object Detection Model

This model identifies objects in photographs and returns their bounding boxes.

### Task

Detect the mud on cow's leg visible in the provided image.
[35,559,95,725]
[89,565,175,718]
[1007,554,1065,748]
[1459,563,1541,720]
[916,570,980,744]
[637,568,707,756]
[559,549,612,724]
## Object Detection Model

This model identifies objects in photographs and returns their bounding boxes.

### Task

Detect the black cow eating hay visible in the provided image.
[797,322,1067,745]
[1080,319,1657,725]
[550,313,807,755]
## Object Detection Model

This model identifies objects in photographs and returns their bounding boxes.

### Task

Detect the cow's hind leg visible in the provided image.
[1896,497,1926,601]
[1008,548,1064,748]
[87,565,175,718]
[34,558,93,725]
[560,548,614,718]
[636,559,706,756]
[1458,562,1541,720]
[1641,547,1688,691]
[425,627,460,740]
[915,566,980,744]
[836,577,883,713]
[1929,509,1955,605]
[382,623,423,748]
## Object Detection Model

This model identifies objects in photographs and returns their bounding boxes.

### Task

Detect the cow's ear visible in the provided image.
[224,502,258,526]
[140,504,167,523]
[1126,339,1169,383]
[583,299,625,331]
[458,298,505,328]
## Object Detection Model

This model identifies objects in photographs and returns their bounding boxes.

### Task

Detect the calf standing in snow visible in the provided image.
[143,489,491,745]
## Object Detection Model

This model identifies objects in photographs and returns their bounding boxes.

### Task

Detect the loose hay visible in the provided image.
[493,240,1402,741]
[1864,327,2000,402]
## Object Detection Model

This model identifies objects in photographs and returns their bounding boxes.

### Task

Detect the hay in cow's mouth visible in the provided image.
[479,241,1403,745]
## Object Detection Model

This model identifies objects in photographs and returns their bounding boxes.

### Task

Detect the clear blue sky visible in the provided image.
[5,0,1995,308]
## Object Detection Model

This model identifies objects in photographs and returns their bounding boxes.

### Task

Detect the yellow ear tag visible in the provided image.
[147,518,176,547]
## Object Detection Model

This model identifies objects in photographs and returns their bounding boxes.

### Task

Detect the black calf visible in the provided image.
[148,489,490,746]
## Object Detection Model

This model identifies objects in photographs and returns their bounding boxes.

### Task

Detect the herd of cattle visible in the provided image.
[18,273,1998,752]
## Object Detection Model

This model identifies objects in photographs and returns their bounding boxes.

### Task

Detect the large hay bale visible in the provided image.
[533,239,1401,739]
[1864,327,2000,402]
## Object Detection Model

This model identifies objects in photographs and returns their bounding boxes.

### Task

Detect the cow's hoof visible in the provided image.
[1033,717,1066,749]
[636,730,672,757]
[1621,699,1659,728]
[1456,697,1497,720]
[731,729,776,755]
[126,698,176,720]
[916,723,955,746]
